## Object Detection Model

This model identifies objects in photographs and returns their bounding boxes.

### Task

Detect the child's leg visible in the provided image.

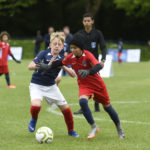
[5,73,10,85]
[61,107,74,132]
[28,100,41,132]
[104,105,120,126]
[59,104,79,137]
[30,105,41,120]
[104,104,125,138]
[79,98,99,139]
[79,98,95,125]
[5,73,16,88]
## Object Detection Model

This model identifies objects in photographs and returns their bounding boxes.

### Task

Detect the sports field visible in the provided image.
[0,60,150,150]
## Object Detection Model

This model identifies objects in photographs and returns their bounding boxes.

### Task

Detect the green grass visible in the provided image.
[0,60,150,150]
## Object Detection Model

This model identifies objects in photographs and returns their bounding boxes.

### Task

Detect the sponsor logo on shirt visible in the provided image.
[82,61,87,67]
[34,57,38,60]
[91,42,96,48]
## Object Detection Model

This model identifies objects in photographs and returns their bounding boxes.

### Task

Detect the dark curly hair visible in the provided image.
[0,31,10,41]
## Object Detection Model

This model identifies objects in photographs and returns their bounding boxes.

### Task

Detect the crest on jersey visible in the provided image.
[91,42,96,48]
[34,57,38,60]
[82,60,87,67]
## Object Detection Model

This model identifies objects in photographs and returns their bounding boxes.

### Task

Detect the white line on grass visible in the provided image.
[69,100,150,105]
[46,100,150,126]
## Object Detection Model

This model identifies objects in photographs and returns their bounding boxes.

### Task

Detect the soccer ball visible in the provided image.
[35,126,53,143]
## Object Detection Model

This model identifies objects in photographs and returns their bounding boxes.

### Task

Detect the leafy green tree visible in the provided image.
[0,0,103,17]
[113,0,150,17]
[0,0,38,16]
[85,0,103,16]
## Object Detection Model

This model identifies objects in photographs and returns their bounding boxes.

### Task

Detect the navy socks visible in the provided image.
[79,98,120,127]
[79,98,94,125]
[104,105,120,126]
[5,73,10,85]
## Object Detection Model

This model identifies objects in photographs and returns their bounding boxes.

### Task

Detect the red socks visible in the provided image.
[62,107,74,132]
[30,106,41,120]
[30,106,73,132]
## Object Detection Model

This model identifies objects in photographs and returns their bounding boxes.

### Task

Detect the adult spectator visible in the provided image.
[117,38,123,64]
[44,26,55,49]
[32,30,43,57]
[63,26,73,55]
[62,26,73,76]
[147,40,150,55]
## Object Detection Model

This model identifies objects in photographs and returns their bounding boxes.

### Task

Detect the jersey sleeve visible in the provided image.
[33,51,45,63]
[87,51,100,66]
[97,30,107,60]
[8,45,12,55]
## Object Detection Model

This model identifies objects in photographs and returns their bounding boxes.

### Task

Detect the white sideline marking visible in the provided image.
[69,100,150,105]
[46,100,150,126]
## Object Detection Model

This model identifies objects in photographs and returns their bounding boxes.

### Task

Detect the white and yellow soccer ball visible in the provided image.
[35,126,53,143]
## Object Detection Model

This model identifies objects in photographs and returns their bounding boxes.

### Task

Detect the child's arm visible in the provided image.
[62,66,76,78]
[10,54,21,63]
[28,61,38,70]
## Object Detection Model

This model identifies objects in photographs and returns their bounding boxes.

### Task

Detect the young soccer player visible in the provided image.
[28,32,79,137]
[74,13,107,114]
[37,33,125,139]
[0,31,21,88]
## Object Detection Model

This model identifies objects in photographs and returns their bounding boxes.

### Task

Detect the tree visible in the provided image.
[0,0,54,17]
[0,0,38,16]
[0,0,104,17]
[113,0,150,17]
[85,0,103,16]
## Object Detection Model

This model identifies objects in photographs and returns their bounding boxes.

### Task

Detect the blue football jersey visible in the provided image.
[31,49,64,86]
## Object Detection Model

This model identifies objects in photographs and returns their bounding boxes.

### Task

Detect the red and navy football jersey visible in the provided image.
[0,41,12,66]
[62,50,104,88]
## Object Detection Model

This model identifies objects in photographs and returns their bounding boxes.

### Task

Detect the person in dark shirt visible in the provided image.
[74,13,107,114]
[63,26,73,55]
[117,38,123,64]
[33,30,43,57]
[63,26,73,76]
[44,26,55,49]
[147,40,150,56]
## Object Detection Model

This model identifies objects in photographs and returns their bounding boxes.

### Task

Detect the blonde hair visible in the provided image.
[50,32,65,44]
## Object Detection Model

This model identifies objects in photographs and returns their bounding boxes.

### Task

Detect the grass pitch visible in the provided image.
[0,60,150,150]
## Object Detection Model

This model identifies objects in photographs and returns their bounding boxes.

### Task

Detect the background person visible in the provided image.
[0,31,21,88]
[147,40,150,56]
[117,38,123,64]
[32,30,43,57]
[62,26,73,76]
[63,26,73,55]
[44,26,55,49]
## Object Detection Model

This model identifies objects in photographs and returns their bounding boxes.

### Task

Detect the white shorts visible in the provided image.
[29,83,67,106]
